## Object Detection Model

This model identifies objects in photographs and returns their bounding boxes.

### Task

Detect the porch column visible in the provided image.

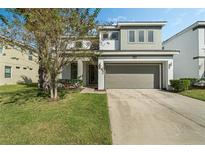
[98,59,104,90]
[167,59,173,89]
[77,59,83,80]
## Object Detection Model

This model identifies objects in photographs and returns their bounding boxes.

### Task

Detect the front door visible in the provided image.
[89,65,98,85]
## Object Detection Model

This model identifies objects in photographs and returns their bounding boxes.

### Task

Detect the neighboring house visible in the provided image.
[163,21,205,79]
[61,21,179,90]
[0,41,38,85]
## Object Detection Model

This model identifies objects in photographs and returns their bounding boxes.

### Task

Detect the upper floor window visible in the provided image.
[75,41,83,48]
[204,28,205,44]
[148,31,154,42]
[111,32,119,40]
[128,31,135,42]
[0,45,4,54]
[139,31,144,42]
[28,51,32,61]
[5,66,11,78]
[102,33,109,40]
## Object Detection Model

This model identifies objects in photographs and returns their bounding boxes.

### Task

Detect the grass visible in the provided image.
[0,84,112,144]
[180,88,205,102]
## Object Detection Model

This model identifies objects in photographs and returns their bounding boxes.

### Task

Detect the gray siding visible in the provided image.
[120,27,162,50]
[163,28,199,79]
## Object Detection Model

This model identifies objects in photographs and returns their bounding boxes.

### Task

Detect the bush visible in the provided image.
[170,80,182,92]
[180,79,191,91]
[180,78,197,86]
[170,79,190,92]
[193,78,205,88]
[57,78,83,89]
[69,79,83,86]
[58,79,70,84]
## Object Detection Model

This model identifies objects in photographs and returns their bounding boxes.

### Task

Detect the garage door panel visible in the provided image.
[105,64,160,89]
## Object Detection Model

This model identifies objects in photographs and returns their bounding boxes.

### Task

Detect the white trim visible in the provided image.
[0,45,5,54]
[4,65,12,79]
[98,22,167,30]
[118,22,166,27]
[104,63,162,89]
[77,60,83,80]
[110,31,119,41]
[159,64,162,89]
[98,25,118,30]
[98,57,174,90]
[148,30,154,43]
[138,30,145,42]
[128,30,136,43]
[102,32,109,40]
[99,51,179,56]
[103,58,171,62]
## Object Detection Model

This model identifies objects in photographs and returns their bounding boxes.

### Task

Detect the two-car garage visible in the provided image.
[105,64,161,89]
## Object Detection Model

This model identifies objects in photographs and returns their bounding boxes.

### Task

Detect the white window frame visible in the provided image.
[138,31,145,43]
[102,32,109,40]
[148,30,154,43]
[128,30,135,43]
[75,41,83,49]
[110,31,119,40]
[28,51,33,61]
[204,28,205,45]
[5,66,12,78]
[0,45,5,54]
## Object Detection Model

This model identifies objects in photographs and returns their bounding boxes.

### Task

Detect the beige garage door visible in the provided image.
[105,64,160,89]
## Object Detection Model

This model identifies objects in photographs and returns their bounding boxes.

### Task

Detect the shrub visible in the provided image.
[200,78,205,81]
[57,78,83,89]
[193,78,205,88]
[170,80,182,92]
[170,79,190,92]
[69,79,83,86]
[180,79,191,91]
[58,79,69,84]
[180,78,197,86]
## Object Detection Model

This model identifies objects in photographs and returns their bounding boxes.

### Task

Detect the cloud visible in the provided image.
[194,9,205,16]
[107,16,127,24]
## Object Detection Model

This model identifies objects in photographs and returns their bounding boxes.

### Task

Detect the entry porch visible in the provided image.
[60,59,98,87]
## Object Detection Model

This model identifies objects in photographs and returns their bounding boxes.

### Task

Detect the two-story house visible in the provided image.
[61,21,179,90]
[0,36,38,85]
[163,21,205,79]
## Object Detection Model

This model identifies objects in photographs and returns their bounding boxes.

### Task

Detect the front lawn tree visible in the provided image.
[0,9,100,100]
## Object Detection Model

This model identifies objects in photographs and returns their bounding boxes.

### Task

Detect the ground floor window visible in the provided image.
[71,63,77,79]
[0,45,4,54]
[5,66,12,78]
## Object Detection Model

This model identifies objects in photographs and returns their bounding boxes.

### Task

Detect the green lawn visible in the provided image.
[180,89,205,102]
[0,84,112,144]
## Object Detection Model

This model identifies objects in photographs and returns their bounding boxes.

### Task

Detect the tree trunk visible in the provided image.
[38,64,44,89]
[50,86,54,99]
[38,64,48,91]
[50,78,58,101]
[54,86,58,100]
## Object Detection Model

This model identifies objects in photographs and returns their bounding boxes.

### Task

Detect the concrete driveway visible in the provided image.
[107,89,205,144]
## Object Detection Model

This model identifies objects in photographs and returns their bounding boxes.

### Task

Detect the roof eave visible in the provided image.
[97,50,180,56]
[117,22,167,27]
